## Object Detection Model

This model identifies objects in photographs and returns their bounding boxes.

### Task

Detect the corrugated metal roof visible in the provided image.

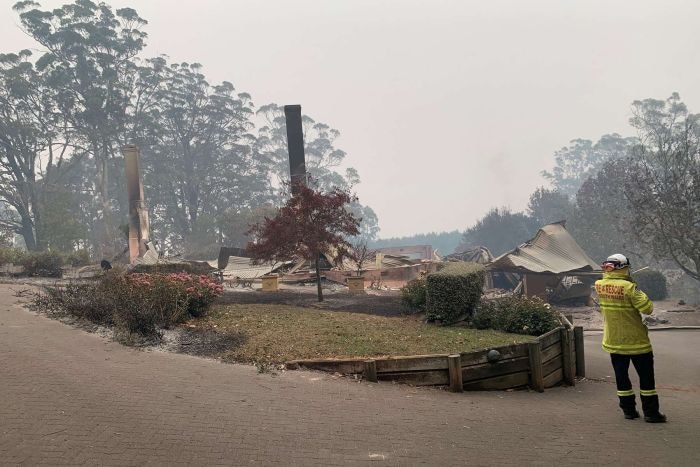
[488,222,601,274]
[207,256,286,279]
[336,253,416,271]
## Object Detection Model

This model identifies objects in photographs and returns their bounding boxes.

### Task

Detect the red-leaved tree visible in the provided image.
[246,183,360,301]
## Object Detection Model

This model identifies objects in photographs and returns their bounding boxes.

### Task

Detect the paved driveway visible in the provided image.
[1,286,698,466]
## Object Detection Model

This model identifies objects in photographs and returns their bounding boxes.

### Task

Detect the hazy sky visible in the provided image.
[2,0,699,238]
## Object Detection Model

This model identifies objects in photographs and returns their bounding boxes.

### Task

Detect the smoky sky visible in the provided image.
[2,0,699,238]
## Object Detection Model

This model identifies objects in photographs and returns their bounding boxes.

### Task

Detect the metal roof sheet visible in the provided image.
[207,256,287,279]
[488,222,601,274]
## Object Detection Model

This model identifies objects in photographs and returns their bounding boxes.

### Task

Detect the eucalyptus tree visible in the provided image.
[624,93,700,281]
[0,50,78,250]
[14,0,149,253]
[143,61,268,255]
[458,207,540,257]
[542,133,636,199]
[4,1,380,255]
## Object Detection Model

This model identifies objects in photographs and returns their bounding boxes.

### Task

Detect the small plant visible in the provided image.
[473,295,560,336]
[400,277,427,312]
[349,240,373,277]
[634,269,668,301]
[256,362,279,375]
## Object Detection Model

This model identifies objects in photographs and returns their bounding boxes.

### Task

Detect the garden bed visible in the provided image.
[284,315,585,392]
[25,275,584,392]
[191,303,530,363]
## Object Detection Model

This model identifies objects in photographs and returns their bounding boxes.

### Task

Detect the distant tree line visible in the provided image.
[458,93,699,283]
[0,0,378,258]
[369,230,462,256]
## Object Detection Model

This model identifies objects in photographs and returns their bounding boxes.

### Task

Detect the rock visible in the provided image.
[487,349,501,363]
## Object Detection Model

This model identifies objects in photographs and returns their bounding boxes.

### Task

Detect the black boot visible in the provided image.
[641,394,667,423]
[618,395,638,420]
[644,412,667,423]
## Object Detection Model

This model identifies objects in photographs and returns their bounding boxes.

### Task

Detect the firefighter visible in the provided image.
[594,254,667,423]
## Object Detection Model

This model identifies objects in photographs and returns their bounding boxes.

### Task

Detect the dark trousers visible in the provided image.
[610,352,660,415]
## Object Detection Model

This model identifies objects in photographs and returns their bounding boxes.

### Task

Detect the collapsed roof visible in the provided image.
[209,256,289,279]
[130,242,216,274]
[337,253,416,272]
[445,246,494,264]
[373,245,439,261]
[488,222,600,275]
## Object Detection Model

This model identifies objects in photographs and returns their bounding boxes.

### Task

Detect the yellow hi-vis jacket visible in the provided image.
[595,270,654,355]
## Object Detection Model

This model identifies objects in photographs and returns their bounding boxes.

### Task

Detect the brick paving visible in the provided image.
[1,285,698,466]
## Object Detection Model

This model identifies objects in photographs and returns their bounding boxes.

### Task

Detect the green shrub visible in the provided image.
[0,248,95,276]
[31,271,225,342]
[21,251,65,277]
[65,249,91,267]
[471,300,502,331]
[473,295,560,336]
[400,277,427,312]
[0,247,27,266]
[426,262,485,323]
[634,269,668,301]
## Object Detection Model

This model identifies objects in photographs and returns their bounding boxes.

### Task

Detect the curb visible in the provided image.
[584,326,700,333]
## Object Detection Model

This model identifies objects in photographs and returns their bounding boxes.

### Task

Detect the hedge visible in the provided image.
[0,247,91,277]
[425,262,485,323]
[634,269,668,301]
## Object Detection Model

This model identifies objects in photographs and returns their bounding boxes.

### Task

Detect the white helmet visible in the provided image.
[603,253,630,270]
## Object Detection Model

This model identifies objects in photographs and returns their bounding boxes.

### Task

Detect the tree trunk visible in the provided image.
[693,258,700,282]
[20,216,37,251]
[93,142,114,256]
[31,184,44,251]
[315,253,323,302]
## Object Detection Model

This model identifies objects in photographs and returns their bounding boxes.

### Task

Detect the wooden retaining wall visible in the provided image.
[288,316,585,392]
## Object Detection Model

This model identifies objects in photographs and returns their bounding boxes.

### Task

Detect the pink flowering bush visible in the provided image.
[127,272,224,318]
[32,271,224,343]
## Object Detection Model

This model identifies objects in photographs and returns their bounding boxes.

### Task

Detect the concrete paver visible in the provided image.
[1,286,698,466]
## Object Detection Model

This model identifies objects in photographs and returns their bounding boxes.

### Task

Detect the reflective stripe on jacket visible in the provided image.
[595,270,653,355]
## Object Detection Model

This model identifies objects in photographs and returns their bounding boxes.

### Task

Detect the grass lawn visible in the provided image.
[193,303,532,364]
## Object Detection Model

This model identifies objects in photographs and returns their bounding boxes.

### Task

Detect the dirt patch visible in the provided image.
[217,282,408,317]
[175,327,246,357]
